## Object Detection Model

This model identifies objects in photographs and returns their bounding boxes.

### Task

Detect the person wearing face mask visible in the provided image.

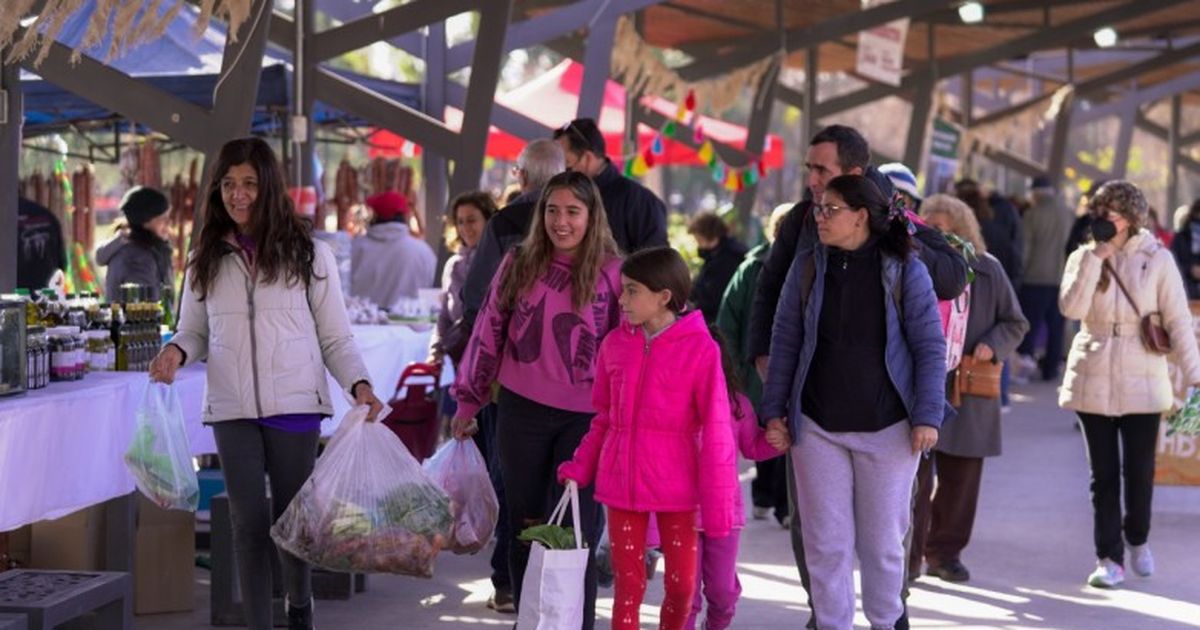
[1059,181,1200,589]
[450,171,624,629]
[761,174,946,630]
[688,212,748,323]
[148,137,383,630]
[97,186,174,301]
[1170,199,1200,299]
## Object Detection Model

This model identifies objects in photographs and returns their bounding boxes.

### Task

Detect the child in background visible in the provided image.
[686,327,789,630]
[558,247,738,630]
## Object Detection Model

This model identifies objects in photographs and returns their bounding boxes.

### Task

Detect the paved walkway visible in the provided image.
[143,379,1200,629]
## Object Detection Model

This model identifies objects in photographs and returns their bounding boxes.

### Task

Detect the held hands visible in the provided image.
[912,426,938,456]
[149,345,184,384]
[972,343,995,363]
[352,383,385,421]
[451,415,478,441]
[765,418,791,451]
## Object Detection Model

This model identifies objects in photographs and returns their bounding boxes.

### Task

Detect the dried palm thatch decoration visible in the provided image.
[0,0,253,66]
[611,15,777,116]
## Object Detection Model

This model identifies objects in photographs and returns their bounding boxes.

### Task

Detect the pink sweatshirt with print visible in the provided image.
[452,251,623,419]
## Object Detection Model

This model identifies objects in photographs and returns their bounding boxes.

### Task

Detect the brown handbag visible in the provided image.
[1103,260,1172,355]
[950,355,1002,406]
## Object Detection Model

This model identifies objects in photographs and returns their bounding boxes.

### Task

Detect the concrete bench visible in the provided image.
[0,570,131,630]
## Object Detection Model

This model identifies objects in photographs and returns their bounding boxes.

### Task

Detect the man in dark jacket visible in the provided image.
[747,125,968,630]
[689,211,748,322]
[554,118,668,254]
[16,196,67,291]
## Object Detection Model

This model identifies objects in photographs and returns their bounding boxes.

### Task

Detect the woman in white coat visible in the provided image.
[149,138,383,630]
[1059,181,1200,589]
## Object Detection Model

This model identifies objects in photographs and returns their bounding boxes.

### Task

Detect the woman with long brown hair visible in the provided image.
[149,137,381,630]
[450,170,622,629]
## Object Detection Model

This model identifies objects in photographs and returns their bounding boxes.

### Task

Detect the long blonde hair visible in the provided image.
[920,194,988,255]
[498,171,621,312]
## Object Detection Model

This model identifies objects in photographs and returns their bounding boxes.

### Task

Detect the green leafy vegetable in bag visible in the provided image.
[519,524,577,550]
[1167,388,1200,436]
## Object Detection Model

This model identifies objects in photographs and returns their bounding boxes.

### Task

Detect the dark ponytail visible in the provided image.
[826,174,914,259]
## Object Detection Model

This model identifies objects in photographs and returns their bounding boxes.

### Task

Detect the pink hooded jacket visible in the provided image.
[729,392,785,530]
[558,311,739,538]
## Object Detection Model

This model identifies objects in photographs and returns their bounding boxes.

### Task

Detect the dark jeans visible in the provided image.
[1017,284,1065,380]
[471,403,511,591]
[751,457,789,521]
[1077,412,1160,564]
[212,421,320,630]
[910,452,985,572]
[496,387,602,630]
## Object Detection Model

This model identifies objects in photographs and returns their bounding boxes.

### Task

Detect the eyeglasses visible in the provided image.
[812,203,853,220]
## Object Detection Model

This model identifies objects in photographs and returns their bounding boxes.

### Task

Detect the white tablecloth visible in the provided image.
[0,323,442,532]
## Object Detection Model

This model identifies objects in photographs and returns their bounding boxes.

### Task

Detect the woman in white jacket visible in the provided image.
[1059,181,1200,589]
[149,138,382,630]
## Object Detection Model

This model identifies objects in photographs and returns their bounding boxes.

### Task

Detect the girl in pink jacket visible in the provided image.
[559,247,738,630]
[684,327,788,630]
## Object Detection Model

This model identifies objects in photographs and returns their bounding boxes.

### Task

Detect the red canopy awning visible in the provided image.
[370,60,784,170]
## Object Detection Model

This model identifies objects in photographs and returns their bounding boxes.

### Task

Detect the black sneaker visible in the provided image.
[927,559,970,582]
[487,588,516,614]
[286,596,314,630]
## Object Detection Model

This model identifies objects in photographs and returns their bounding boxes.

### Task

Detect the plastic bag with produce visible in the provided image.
[124,381,199,511]
[423,439,499,554]
[271,404,453,577]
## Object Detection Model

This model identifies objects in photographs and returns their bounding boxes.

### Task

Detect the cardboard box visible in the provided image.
[134,495,196,615]
[31,504,105,570]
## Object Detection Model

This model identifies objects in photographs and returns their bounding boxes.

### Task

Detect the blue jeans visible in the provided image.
[1017,284,1065,380]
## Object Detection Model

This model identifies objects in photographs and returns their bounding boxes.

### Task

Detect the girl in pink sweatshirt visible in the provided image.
[451,171,623,629]
[686,327,788,630]
[559,247,738,630]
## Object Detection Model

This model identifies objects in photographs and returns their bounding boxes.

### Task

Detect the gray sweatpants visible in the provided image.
[213,421,320,630]
[791,418,919,630]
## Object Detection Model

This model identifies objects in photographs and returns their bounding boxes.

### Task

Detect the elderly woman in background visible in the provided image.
[909,194,1029,584]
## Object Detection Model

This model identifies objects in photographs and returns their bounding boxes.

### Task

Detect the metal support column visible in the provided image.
[577,14,618,121]
[422,21,448,249]
[297,0,316,189]
[1169,94,1182,212]
[733,57,781,223]
[449,1,514,198]
[903,23,937,171]
[1046,91,1075,188]
[1112,107,1135,179]
[801,46,818,149]
[0,56,21,292]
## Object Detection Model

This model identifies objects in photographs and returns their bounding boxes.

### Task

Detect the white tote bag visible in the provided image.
[517,481,589,630]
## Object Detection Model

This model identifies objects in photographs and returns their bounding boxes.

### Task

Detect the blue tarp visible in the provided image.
[19,0,420,137]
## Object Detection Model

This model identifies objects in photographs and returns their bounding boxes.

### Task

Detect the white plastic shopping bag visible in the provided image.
[517,481,588,630]
[124,381,199,511]
[271,404,454,577]
[423,439,499,554]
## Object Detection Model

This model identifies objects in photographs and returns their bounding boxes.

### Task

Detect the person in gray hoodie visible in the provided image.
[1016,175,1073,381]
[96,186,174,301]
[350,191,437,311]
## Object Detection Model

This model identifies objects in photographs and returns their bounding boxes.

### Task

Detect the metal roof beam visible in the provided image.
[312,68,460,156]
[309,0,478,61]
[1076,72,1200,125]
[444,0,668,72]
[1135,109,1200,174]
[816,0,1185,118]
[969,39,1200,128]
[675,0,957,82]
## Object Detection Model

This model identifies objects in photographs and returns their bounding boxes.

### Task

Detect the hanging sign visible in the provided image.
[856,0,910,87]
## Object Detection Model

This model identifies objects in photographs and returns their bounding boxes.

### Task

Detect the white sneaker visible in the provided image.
[1087,559,1125,588]
[1130,544,1154,577]
[752,506,770,520]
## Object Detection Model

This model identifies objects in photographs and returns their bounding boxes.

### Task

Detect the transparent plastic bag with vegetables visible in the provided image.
[124,381,199,511]
[1167,386,1200,436]
[270,404,453,577]
[423,439,499,555]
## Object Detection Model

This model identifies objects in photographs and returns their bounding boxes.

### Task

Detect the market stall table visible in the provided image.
[0,323,442,534]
